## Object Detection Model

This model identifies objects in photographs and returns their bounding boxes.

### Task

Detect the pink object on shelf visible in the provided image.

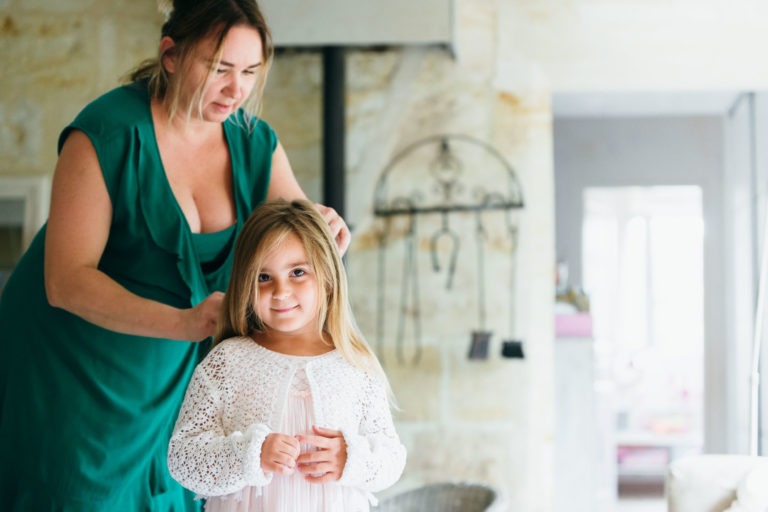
[555,312,593,337]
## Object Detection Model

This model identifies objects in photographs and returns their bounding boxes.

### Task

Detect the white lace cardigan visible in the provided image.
[167,337,406,504]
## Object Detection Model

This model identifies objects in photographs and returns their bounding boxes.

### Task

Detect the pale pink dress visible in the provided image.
[202,355,370,512]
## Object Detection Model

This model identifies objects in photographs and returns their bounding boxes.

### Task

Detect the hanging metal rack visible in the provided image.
[373,134,525,365]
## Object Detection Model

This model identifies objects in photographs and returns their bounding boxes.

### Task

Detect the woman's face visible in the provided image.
[179,25,264,122]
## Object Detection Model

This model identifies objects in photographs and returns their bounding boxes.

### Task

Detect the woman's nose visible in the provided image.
[224,73,241,98]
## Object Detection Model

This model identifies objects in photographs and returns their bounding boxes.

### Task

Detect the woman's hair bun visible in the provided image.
[157,0,173,20]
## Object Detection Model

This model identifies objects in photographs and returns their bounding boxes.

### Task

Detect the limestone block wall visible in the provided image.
[0,0,162,177]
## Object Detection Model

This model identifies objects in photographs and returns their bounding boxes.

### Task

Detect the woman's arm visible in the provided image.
[266,141,307,201]
[44,130,221,341]
[267,141,351,255]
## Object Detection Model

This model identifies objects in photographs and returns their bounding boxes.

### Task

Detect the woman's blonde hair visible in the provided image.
[125,0,273,123]
[216,199,391,388]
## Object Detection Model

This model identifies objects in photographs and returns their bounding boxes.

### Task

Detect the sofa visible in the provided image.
[667,454,768,511]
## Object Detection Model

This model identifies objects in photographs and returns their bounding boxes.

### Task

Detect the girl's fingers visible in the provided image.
[279,442,301,458]
[297,461,333,473]
[296,434,329,450]
[303,469,341,484]
[262,433,300,474]
[296,450,327,465]
[264,461,294,475]
[312,425,342,437]
[297,426,343,447]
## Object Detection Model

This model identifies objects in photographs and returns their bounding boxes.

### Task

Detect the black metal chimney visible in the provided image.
[322,46,346,219]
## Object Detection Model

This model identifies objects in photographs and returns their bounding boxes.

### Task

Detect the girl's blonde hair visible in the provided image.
[216,199,391,388]
[125,0,273,123]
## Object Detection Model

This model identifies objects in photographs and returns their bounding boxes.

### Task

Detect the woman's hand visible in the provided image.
[261,433,301,476]
[179,292,225,342]
[314,203,351,256]
[295,425,348,483]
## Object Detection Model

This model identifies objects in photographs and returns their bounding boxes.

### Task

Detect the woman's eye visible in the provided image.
[290,269,306,278]
[257,273,270,282]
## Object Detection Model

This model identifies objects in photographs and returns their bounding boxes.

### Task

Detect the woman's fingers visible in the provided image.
[314,203,351,255]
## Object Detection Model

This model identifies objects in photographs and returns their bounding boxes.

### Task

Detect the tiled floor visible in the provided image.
[616,480,666,512]
[616,497,666,512]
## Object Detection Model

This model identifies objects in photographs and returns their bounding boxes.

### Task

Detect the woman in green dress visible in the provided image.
[0,0,349,510]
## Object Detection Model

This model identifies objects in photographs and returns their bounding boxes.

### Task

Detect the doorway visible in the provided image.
[583,186,704,502]
[0,176,51,294]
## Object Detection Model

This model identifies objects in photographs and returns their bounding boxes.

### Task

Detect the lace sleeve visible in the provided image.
[337,374,407,492]
[167,347,272,497]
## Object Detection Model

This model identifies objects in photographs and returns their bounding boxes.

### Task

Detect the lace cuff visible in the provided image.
[338,428,367,487]
[337,427,407,493]
[242,423,273,487]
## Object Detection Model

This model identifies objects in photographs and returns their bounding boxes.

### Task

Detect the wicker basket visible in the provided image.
[375,482,500,512]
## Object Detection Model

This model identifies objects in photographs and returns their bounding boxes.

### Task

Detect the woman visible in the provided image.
[0,0,349,509]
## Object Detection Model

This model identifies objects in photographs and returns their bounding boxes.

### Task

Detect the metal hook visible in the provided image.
[387,197,423,366]
[375,216,391,365]
[430,212,460,289]
[475,208,488,330]
[504,207,519,252]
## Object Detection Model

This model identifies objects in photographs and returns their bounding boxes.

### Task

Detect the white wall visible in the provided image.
[496,1,768,93]
[722,97,756,455]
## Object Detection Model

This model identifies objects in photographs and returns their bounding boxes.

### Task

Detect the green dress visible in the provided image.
[0,80,275,511]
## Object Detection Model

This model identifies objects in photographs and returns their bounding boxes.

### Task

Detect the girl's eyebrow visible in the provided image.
[259,260,310,272]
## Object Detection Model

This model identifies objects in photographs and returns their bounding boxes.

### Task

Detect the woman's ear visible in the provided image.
[159,36,177,73]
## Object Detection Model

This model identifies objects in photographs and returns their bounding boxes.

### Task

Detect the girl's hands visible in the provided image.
[296,425,348,483]
[314,203,351,256]
[261,433,301,476]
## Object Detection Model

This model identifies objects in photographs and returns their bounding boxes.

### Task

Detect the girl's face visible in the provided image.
[254,233,322,338]
[176,25,264,122]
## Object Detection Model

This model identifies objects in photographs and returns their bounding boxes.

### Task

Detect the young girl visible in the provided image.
[168,199,406,511]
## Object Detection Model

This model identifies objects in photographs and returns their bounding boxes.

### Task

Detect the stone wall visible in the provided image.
[0,0,162,177]
[1,1,555,510]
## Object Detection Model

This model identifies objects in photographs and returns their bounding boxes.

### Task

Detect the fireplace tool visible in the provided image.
[468,207,492,359]
[501,207,524,359]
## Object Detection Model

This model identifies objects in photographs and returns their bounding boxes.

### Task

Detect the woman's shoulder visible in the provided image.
[77,81,149,123]
[225,112,277,149]
[59,81,150,152]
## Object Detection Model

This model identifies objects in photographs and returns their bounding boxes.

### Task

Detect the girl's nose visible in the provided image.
[272,281,290,300]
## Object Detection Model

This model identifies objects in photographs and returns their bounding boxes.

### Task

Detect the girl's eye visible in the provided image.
[257,273,270,283]
[290,268,306,278]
